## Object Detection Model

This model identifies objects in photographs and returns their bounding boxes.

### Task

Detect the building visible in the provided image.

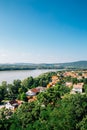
[36,86,46,92]
[63,71,77,78]
[5,101,18,111]
[82,73,87,78]
[52,75,59,83]
[47,82,54,88]
[47,75,59,88]
[26,87,46,96]
[5,100,23,111]
[65,82,73,88]
[26,90,36,96]
[72,83,84,93]
[28,96,37,103]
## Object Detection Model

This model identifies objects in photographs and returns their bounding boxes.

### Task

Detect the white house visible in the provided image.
[72,83,84,93]
[26,87,46,96]
[26,90,36,96]
[36,86,46,92]
[5,101,19,110]
[5,102,15,110]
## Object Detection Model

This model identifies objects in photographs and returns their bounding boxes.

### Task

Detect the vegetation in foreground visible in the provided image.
[0,70,87,130]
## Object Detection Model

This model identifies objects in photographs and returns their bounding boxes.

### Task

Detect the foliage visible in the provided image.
[1,71,87,130]
[20,92,27,101]
[76,115,87,130]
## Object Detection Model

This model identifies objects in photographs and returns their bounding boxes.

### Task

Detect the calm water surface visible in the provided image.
[0,69,59,84]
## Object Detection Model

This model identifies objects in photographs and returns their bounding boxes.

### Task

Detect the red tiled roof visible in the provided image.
[31,88,40,93]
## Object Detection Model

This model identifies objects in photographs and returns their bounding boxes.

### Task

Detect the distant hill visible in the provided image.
[58,61,87,69]
[0,61,87,70]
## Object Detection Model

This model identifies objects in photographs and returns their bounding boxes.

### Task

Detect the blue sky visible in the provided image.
[0,0,87,63]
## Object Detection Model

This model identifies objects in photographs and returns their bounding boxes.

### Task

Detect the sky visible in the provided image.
[0,0,87,63]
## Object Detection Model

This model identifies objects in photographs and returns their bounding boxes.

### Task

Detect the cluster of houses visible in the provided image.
[2,76,59,111]
[66,82,84,93]
[47,75,59,88]
[63,71,78,78]
[63,70,87,79]
[46,71,85,94]
[1,71,87,111]
[0,100,24,111]
[64,71,85,93]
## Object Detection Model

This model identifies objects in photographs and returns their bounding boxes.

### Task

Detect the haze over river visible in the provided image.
[0,69,60,84]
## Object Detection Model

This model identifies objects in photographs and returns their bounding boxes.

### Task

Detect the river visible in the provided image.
[0,69,61,84]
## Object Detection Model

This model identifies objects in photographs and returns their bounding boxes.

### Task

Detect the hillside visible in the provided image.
[59,61,87,69]
[0,61,87,70]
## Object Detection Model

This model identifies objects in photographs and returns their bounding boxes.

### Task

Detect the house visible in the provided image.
[5,101,18,111]
[47,82,54,88]
[77,76,82,80]
[63,71,77,78]
[72,83,84,93]
[65,82,73,88]
[52,76,59,83]
[47,75,59,89]
[36,86,46,92]
[26,89,36,96]
[82,73,87,78]
[26,87,46,96]
[28,96,37,103]
[5,100,23,111]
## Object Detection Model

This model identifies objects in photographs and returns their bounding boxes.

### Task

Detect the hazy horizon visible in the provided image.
[0,0,87,63]
[0,60,87,64]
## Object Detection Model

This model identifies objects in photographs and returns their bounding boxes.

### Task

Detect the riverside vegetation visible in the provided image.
[0,70,87,130]
[1,61,87,71]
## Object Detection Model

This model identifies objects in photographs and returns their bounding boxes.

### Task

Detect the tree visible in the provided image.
[18,86,27,94]
[1,81,8,99]
[83,84,87,94]
[22,77,34,89]
[0,108,13,130]
[77,115,87,130]
[13,80,21,93]
[83,78,87,84]
[37,86,61,106]
[0,87,4,102]
[15,102,35,129]
[7,84,15,100]
[72,78,78,84]
[49,94,87,130]
[20,92,27,101]
[54,84,70,96]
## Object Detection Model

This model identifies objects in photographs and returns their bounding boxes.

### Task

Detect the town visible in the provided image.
[0,70,87,111]
[0,70,87,129]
